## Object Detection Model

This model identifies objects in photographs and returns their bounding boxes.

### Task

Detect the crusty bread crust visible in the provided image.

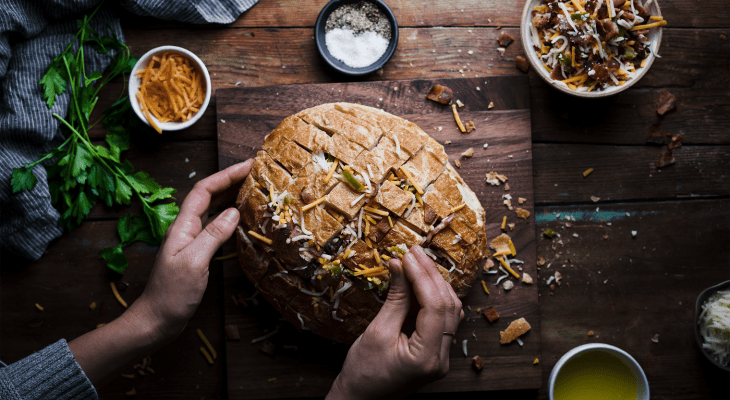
[236,103,488,343]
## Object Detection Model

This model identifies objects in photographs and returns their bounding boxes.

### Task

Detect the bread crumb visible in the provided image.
[488,102,494,109]
[591,196,600,202]
[455,159,462,168]
[461,147,475,158]
[651,334,659,343]
[522,273,533,284]
[587,330,594,336]
[444,140,451,145]
[456,99,464,107]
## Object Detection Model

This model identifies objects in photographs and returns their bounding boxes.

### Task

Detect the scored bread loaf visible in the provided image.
[235,103,488,343]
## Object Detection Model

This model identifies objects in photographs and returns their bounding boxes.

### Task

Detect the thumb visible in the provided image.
[369,258,412,339]
[188,207,240,266]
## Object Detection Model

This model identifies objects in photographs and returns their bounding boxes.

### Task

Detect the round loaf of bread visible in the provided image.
[235,103,488,343]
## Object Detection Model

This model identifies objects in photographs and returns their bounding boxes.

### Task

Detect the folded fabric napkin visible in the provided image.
[0,0,259,261]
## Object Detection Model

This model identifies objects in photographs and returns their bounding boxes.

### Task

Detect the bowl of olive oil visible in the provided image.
[549,343,649,400]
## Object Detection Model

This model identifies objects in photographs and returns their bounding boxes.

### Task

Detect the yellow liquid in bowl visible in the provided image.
[554,350,638,400]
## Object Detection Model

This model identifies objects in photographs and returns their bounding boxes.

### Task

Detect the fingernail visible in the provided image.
[222,208,238,223]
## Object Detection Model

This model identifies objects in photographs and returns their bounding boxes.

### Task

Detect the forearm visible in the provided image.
[68,302,164,384]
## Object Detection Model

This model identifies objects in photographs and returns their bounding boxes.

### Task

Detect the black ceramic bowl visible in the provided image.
[315,0,398,76]
[694,280,730,372]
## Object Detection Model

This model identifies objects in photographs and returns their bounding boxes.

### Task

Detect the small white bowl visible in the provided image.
[129,46,211,132]
[520,0,663,98]
[548,343,650,400]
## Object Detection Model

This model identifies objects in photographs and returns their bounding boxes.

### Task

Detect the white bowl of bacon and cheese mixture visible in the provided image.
[521,0,665,97]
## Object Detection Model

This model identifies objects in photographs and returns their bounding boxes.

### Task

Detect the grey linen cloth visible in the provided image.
[0,0,259,261]
[0,339,97,400]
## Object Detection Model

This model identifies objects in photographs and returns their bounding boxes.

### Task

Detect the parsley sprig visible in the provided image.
[11,4,179,274]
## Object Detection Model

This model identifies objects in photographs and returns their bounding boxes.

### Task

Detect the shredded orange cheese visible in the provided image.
[451,104,466,133]
[501,216,507,230]
[387,215,393,227]
[248,230,273,245]
[399,166,423,195]
[450,203,466,213]
[35,303,44,311]
[110,282,128,308]
[481,280,490,295]
[196,329,217,360]
[324,159,339,183]
[632,20,667,30]
[214,252,237,261]
[135,52,205,133]
[498,257,520,279]
[200,347,214,364]
[353,266,385,276]
[301,196,326,212]
[508,240,517,257]
[364,206,389,216]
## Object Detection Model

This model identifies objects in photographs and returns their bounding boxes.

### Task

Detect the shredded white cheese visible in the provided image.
[699,289,730,366]
[351,193,366,207]
[393,134,401,157]
[367,164,374,179]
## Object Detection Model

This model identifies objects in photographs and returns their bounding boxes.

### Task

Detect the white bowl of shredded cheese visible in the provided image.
[695,280,730,372]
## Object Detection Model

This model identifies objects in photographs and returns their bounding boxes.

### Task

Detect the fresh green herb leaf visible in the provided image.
[624,47,637,60]
[11,166,38,193]
[16,4,179,274]
[99,245,128,274]
[543,228,558,238]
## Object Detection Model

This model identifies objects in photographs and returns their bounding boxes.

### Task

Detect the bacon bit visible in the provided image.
[110,282,128,308]
[214,252,237,261]
[481,280,490,295]
[197,329,217,359]
[472,355,484,371]
[125,388,137,397]
[501,216,507,230]
[465,120,476,133]
[656,89,676,115]
[483,307,499,323]
[657,149,675,168]
[451,203,466,213]
[301,196,326,212]
[515,208,530,220]
[35,303,44,311]
[200,347,214,364]
[426,84,454,105]
[515,56,529,73]
[89,302,97,310]
[583,168,594,177]
[451,104,466,133]
[508,240,517,256]
[497,31,515,47]
[668,134,683,150]
[461,147,474,158]
[121,374,135,379]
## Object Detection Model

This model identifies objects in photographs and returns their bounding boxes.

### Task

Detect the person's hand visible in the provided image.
[125,160,253,345]
[326,245,464,400]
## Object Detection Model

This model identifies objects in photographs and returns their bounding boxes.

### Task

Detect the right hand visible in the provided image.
[326,245,464,400]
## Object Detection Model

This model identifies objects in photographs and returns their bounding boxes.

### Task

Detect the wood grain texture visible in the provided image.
[534,199,730,400]
[117,0,730,29]
[0,222,226,400]
[113,27,729,145]
[217,76,541,397]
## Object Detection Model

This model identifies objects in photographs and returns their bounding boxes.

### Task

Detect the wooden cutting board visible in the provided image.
[217,76,540,399]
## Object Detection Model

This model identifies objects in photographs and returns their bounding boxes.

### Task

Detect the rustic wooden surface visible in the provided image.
[217,76,540,398]
[1,0,728,399]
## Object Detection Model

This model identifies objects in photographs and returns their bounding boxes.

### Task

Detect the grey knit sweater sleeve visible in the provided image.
[0,339,97,400]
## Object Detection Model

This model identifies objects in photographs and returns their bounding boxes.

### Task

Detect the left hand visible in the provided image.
[126,159,253,345]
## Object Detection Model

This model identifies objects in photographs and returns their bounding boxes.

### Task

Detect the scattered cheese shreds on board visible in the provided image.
[197,329,217,359]
[583,168,594,177]
[200,347,214,364]
[35,303,44,311]
[534,358,539,365]
[110,282,128,308]
[452,104,466,133]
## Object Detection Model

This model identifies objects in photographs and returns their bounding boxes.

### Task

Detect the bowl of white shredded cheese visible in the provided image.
[315,0,398,75]
[695,280,730,372]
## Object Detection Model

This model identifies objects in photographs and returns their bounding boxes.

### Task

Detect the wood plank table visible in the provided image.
[1,1,728,399]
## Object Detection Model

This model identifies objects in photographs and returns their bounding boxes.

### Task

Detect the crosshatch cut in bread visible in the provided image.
[234,103,489,343]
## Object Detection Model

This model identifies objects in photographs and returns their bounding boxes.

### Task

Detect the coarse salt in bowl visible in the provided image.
[315,0,399,76]
[521,0,663,98]
[129,46,211,132]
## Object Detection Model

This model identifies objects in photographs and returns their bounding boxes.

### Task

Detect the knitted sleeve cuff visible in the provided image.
[2,339,98,400]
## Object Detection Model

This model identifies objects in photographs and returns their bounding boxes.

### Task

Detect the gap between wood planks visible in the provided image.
[534,194,730,209]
